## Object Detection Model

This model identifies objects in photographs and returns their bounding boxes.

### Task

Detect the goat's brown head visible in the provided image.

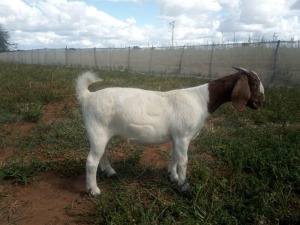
[231,67,265,112]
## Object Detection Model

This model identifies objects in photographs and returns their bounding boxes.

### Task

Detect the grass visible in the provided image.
[0,63,299,224]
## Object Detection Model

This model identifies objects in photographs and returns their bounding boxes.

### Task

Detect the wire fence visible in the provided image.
[1,40,300,85]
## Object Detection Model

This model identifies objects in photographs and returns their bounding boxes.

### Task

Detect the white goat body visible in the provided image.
[78,80,210,144]
[76,68,264,195]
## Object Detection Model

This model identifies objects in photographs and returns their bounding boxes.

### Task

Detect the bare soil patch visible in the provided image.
[0,102,92,224]
[0,123,35,162]
[1,172,91,225]
[41,102,69,124]
[140,142,171,169]
[0,102,67,162]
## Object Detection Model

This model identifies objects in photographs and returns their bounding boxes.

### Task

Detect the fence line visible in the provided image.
[0,41,300,85]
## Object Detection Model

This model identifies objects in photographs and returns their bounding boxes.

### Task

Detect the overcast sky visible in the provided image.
[1,0,300,49]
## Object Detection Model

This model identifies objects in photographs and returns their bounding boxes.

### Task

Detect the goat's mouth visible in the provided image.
[248,99,264,109]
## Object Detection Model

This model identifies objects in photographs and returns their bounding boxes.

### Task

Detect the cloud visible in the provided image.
[155,0,299,44]
[1,0,152,48]
[155,0,224,44]
[126,17,137,25]
[292,0,300,9]
[0,0,299,49]
[157,0,221,16]
[218,0,300,41]
[238,0,292,24]
[101,0,141,2]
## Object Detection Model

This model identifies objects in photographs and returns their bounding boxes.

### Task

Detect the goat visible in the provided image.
[76,67,265,195]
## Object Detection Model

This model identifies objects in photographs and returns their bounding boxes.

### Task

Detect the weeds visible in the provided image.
[18,102,44,122]
[0,158,51,185]
[0,63,299,224]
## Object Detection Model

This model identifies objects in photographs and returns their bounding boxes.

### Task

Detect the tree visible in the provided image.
[0,25,13,52]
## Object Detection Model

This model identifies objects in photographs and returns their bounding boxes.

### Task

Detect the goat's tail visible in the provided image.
[76,71,102,104]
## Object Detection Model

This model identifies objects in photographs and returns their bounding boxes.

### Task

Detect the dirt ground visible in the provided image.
[1,172,90,224]
[0,102,174,224]
[1,145,171,225]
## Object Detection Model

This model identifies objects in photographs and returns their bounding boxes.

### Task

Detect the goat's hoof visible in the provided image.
[88,187,101,196]
[107,172,117,178]
[168,174,178,183]
[107,169,117,177]
[170,178,178,183]
[179,183,190,192]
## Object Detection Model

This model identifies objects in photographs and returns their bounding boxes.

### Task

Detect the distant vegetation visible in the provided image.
[0,25,15,52]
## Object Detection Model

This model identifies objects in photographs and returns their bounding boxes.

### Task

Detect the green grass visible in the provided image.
[0,63,299,224]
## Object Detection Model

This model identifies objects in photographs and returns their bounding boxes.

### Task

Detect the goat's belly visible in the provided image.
[119,123,171,144]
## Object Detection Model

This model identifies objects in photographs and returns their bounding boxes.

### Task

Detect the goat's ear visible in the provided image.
[231,75,251,112]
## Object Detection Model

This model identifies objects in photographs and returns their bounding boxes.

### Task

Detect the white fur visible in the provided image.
[76,72,210,195]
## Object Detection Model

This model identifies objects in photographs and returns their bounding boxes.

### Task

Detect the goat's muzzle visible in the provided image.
[248,92,265,109]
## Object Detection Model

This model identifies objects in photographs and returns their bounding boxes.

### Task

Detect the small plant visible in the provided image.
[18,102,44,122]
[0,159,50,185]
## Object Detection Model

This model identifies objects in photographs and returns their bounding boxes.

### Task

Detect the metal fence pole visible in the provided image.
[44,48,46,65]
[38,49,40,64]
[79,48,82,66]
[127,47,131,72]
[109,48,112,70]
[148,46,154,73]
[31,50,33,64]
[178,45,185,74]
[17,51,19,64]
[65,46,68,66]
[94,47,98,69]
[208,43,214,78]
[271,40,281,83]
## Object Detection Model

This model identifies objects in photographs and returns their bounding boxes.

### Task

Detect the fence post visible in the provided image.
[271,40,281,83]
[17,51,19,64]
[127,47,131,72]
[208,43,214,78]
[79,48,82,67]
[94,47,98,69]
[148,46,154,73]
[109,48,112,70]
[38,49,40,64]
[65,46,68,66]
[44,48,47,65]
[178,45,185,74]
[31,50,33,64]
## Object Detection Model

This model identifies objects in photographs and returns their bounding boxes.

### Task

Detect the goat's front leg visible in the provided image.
[171,138,190,191]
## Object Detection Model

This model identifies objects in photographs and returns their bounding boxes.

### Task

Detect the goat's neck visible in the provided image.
[207,74,240,114]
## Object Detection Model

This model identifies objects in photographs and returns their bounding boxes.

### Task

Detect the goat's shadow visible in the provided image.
[46,156,193,197]
[96,158,193,197]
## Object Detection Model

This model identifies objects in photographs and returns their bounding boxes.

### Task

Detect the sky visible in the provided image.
[0,0,300,50]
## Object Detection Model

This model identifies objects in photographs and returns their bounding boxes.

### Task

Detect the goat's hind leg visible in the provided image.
[168,142,178,182]
[86,147,102,195]
[86,133,110,195]
[100,150,116,177]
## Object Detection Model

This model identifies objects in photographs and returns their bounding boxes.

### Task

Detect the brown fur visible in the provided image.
[231,75,251,111]
[207,69,264,114]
